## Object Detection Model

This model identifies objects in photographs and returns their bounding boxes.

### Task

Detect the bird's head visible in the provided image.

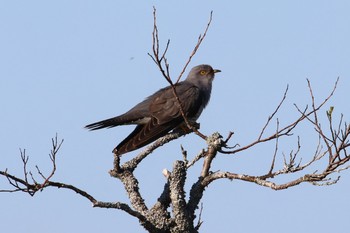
[186,64,221,85]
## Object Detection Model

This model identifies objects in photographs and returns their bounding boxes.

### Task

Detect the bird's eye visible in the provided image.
[200,70,207,75]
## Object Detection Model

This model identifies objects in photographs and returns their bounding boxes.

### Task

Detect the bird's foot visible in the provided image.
[173,121,200,134]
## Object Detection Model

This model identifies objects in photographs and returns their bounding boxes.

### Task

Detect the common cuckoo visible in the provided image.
[85,64,221,156]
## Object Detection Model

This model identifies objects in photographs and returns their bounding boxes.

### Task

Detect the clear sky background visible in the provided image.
[1,1,350,233]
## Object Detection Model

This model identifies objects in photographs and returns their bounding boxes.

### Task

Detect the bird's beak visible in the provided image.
[213,69,221,73]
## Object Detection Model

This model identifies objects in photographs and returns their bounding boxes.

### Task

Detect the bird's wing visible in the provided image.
[151,82,203,123]
[113,117,178,155]
[114,83,202,155]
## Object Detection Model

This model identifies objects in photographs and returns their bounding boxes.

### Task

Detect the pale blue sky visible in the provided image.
[1,1,350,232]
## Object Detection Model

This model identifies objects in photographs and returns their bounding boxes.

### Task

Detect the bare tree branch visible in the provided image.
[258,85,288,140]
[222,78,339,155]
[147,7,213,141]
[175,11,213,84]
[203,77,349,191]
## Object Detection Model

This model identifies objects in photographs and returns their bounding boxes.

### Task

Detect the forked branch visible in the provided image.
[148,7,213,140]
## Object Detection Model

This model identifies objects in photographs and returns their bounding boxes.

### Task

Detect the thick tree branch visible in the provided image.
[109,168,148,215]
[200,133,223,177]
[169,161,192,232]
[121,131,185,172]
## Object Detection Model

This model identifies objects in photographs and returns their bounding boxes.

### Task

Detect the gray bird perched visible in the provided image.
[85,64,221,156]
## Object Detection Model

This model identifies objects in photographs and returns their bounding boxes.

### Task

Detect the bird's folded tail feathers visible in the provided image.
[85,116,128,130]
[85,119,116,130]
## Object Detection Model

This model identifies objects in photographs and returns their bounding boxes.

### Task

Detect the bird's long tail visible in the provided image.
[85,116,128,130]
